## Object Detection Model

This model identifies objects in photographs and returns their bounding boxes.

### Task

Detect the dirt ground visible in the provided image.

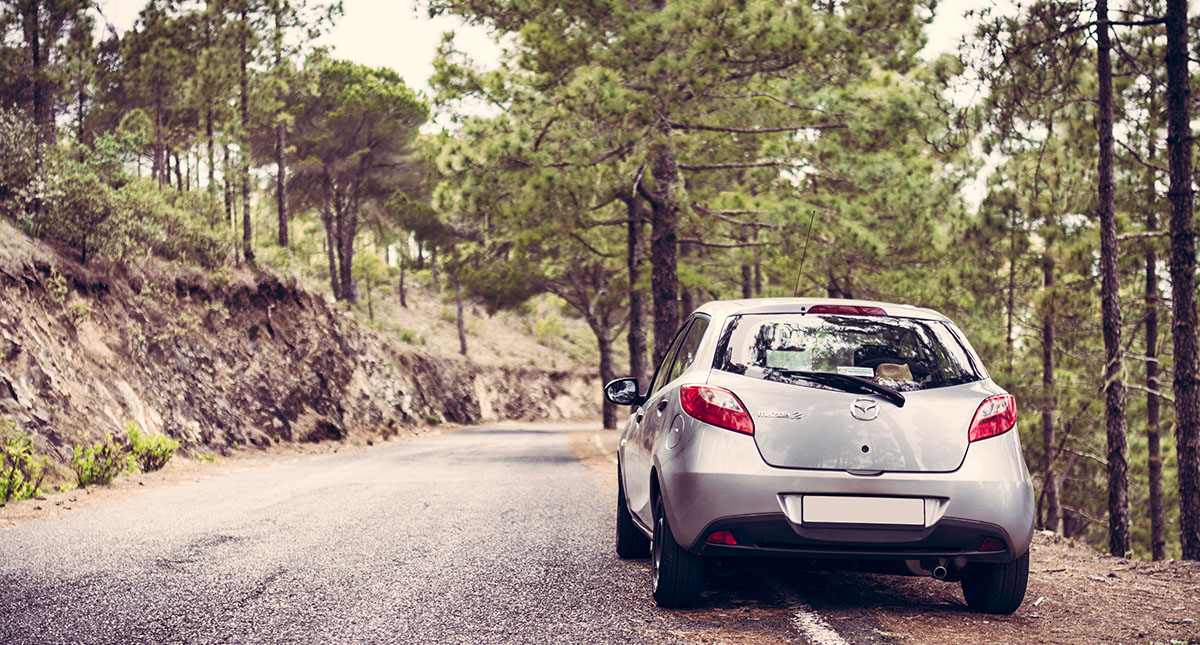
[571,428,1200,645]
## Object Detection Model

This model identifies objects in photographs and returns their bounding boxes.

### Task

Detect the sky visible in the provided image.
[95,0,994,99]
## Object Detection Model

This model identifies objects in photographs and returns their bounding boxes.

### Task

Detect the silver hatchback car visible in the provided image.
[604,298,1035,613]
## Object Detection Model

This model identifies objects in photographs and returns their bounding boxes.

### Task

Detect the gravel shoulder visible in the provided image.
[0,425,458,531]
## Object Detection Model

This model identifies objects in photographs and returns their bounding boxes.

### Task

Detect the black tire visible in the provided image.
[961,551,1030,614]
[616,471,650,559]
[651,496,703,607]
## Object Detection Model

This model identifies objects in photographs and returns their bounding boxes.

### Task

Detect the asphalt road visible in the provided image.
[0,423,912,644]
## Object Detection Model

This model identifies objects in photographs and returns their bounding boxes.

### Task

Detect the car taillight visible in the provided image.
[967,394,1017,442]
[706,530,738,545]
[680,385,754,435]
[805,304,887,316]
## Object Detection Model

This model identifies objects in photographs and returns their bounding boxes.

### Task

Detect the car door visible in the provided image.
[623,319,693,524]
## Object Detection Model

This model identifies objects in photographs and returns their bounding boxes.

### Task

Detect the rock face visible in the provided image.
[0,224,598,469]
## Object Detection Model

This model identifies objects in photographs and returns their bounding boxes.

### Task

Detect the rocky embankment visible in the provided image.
[0,223,597,478]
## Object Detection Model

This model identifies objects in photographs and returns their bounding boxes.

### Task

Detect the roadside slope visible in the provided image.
[0,222,597,479]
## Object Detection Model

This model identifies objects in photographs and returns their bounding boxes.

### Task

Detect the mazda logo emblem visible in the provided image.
[851,399,879,421]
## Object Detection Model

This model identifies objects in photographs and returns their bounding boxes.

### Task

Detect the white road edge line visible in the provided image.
[790,606,850,645]
[769,580,850,645]
[592,434,618,464]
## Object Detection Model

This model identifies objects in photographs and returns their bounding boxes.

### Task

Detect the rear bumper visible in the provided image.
[693,513,1020,563]
[656,422,1035,562]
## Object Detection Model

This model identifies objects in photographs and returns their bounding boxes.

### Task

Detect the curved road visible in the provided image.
[1,424,918,644]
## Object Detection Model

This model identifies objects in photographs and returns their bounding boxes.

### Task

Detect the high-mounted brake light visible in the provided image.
[680,385,755,435]
[806,305,888,316]
[967,394,1017,442]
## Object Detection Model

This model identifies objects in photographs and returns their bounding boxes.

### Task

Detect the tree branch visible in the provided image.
[676,237,769,249]
[668,120,844,134]
[678,159,795,171]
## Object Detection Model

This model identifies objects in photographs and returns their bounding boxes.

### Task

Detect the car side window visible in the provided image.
[650,320,693,396]
[667,317,709,383]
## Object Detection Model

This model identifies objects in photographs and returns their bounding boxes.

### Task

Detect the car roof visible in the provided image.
[693,298,951,322]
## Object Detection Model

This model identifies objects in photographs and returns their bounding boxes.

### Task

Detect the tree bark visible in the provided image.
[1165,0,1200,560]
[597,327,617,429]
[398,251,407,308]
[223,143,234,227]
[337,208,357,302]
[1041,254,1061,533]
[273,1,288,248]
[1096,1,1130,557]
[322,213,340,299]
[1146,203,1166,561]
[239,2,254,264]
[455,275,467,356]
[1007,209,1017,375]
[648,138,680,366]
[625,198,650,387]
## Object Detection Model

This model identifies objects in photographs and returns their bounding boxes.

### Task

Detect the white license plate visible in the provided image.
[801,495,925,526]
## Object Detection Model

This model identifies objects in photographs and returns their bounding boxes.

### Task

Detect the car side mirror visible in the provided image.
[603,377,642,406]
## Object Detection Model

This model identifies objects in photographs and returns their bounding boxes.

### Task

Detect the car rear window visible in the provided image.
[714,313,983,392]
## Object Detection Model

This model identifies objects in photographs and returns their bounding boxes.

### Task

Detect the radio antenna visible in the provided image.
[792,209,818,297]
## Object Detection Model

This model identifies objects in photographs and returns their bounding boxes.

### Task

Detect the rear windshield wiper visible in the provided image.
[771,369,906,408]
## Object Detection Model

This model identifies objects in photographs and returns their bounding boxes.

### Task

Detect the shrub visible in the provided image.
[1,419,47,503]
[72,433,132,487]
[117,180,234,268]
[0,109,41,222]
[42,162,120,264]
[127,423,179,473]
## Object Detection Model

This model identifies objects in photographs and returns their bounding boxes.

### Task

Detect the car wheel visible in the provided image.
[651,496,703,607]
[960,551,1029,614]
[616,470,650,559]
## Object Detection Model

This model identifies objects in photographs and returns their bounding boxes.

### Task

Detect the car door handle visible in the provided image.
[655,399,669,414]
[635,408,645,424]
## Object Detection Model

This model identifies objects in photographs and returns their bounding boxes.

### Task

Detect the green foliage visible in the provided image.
[43,161,119,264]
[65,301,93,325]
[1,419,48,503]
[533,314,566,347]
[0,109,40,221]
[288,54,429,301]
[127,422,179,473]
[117,180,233,268]
[71,433,132,488]
[45,267,69,305]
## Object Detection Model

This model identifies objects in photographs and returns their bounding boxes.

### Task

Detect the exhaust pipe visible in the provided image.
[932,565,948,580]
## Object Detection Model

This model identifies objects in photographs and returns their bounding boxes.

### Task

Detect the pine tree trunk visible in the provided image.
[626,198,649,387]
[1007,210,1017,375]
[273,3,288,248]
[154,93,165,188]
[239,3,254,264]
[1041,255,1061,532]
[455,275,467,356]
[337,211,356,302]
[322,209,340,300]
[1096,1,1130,557]
[1165,0,1200,561]
[597,327,617,429]
[398,252,407,308]
[1146,205,1166,561]
[206,112,216,196]
[649,140,680,366]
[223,143,234,227]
